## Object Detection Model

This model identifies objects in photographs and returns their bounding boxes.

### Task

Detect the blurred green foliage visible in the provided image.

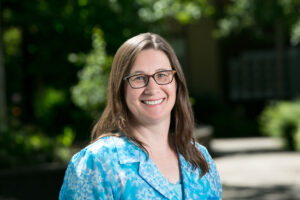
[260,99,300,151]
[3,27,21,56]
[0,125,75,168]
[1,0,150,168]
[214,0,300,45]
[34,88,66,119]
[2,0,300,169]
[71,28,112,116]
[2,0,150,142]
[136,0,214,24]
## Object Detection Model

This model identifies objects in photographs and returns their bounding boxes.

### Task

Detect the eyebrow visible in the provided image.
[130,68,170,75]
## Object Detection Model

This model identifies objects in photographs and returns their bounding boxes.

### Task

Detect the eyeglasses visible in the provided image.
[123,70,176,89]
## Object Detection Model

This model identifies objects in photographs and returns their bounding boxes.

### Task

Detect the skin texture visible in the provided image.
[125,49,176,127]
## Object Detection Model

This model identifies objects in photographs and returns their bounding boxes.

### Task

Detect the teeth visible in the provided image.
[143,99,163,105]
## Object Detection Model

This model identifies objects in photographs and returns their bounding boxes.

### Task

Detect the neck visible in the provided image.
[130,117,172,152]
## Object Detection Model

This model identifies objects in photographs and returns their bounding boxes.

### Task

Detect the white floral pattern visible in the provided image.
[59,136,222,199]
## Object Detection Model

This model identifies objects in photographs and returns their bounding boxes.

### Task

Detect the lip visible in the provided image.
[141,98,165,105]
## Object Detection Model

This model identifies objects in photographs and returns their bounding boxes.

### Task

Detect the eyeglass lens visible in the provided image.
[129,70,174,88]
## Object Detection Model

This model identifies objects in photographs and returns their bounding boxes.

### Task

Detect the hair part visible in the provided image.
[91,32,209,176]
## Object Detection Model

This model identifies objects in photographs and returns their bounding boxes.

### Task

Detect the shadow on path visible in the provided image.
[223,185,300,200]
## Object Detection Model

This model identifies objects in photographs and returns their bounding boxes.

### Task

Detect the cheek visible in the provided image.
[168,82,177,96]
[125,84,141,105]
[125,85,133,107]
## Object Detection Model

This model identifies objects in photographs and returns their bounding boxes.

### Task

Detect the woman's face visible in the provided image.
[124,49,176,126]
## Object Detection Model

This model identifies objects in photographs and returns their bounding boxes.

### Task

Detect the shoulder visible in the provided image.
[195,142,223,198]
[194,142,217,171]
[59,136,123,199]
[194,142,212,161]
[69,136,128,167]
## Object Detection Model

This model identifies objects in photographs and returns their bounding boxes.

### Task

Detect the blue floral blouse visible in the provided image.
[59,136,222,199]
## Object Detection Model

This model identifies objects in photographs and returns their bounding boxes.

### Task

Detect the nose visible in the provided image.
[144,77,159,94]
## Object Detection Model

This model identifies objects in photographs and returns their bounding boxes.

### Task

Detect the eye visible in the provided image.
[131,75,146,81]
[156,71,168,78]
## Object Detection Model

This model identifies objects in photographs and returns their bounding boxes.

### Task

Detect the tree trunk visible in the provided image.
[0,3,7,127]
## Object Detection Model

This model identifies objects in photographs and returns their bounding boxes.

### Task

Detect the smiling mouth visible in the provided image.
[141,98,164,105]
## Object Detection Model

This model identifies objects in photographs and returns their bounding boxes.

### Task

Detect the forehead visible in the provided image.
[130,49,172,73]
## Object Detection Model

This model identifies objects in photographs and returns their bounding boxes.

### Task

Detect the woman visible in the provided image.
[59,33,222,199]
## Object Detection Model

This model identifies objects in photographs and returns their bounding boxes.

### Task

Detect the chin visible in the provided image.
[144,113,170,123]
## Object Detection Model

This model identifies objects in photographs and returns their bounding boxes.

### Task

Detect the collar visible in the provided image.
[113,136,145,164]
[112,136,209,199]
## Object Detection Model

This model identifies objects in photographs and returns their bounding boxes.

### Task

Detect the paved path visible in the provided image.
[212,137,300,200]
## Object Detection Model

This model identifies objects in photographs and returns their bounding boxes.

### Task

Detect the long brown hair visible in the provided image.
[91,33,209,175]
